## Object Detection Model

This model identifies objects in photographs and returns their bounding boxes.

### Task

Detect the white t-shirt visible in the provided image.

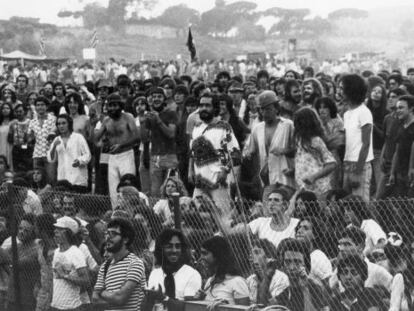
[249,217,300,248]
[79,243,98,304]
[204,275,249,305]
[51,245,87,309]
[247,269,290,304]
[147,264,202,300]
[343,104,374,162]
[361,219,386,256]
[310,249,332,282]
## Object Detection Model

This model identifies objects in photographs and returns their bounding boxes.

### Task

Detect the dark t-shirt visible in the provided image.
[148,109,178,155]
[48,99,65,117]
[396,122,414,176]
[330,288,381,311]
[382,113,402,165]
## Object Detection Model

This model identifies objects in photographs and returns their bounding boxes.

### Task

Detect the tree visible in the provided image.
[328,8,368,20]
[82,3,108,29]
[157,4,200,30]
[236,19,265,41]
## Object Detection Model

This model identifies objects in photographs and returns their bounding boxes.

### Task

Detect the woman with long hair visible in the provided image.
[0,102,15,170]
[314,96,345,188]
[385,234,414,311]
[197,235,249,306]
[153,176,189,227]
[366,84,388,191]
[295,216,333,284]
[62,92,91,140]
[293,107,337,197]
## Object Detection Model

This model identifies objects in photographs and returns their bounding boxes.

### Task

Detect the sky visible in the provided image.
[0,0,413,26]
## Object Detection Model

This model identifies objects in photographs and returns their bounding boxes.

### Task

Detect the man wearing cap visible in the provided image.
[94,93,139,207]
[189,93,241,228]
[245,90,295,190]
[90,79,112,127]
[141,87,178,197]
[228,81,248,120]
[51,216,90,310]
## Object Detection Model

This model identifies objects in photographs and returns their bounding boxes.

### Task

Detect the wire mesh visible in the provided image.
[0,184,413,310]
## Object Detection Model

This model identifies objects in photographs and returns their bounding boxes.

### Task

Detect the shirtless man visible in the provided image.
[245,91,295,197]
[94,93,139,207]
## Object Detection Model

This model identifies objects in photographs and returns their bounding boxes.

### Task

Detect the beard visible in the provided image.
[199,110,214,122]
[153,102,164,112]
[108,108,122,119]
[303,92,318,104]
[106,239,123,253]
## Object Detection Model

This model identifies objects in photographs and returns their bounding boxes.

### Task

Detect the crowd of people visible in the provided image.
[0,56,413,311]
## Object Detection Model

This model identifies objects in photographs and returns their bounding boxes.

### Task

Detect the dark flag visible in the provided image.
[186,27,196,61]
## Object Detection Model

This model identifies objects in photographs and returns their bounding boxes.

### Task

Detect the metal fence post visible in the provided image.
[172,192,181,231]
[7,183,21,309]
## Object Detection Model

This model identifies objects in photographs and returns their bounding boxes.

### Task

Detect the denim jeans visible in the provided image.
[343,161,372,202]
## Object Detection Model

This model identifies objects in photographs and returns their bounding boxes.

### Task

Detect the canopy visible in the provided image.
[0,50,46,61]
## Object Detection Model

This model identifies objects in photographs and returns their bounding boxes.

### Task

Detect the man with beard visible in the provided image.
[93,218,145,310]
[300,78,324,109]
[94,93,139,207]
[116,74,135,116]
[189,93,240,229]
[147,229,202,303]
[142,87,178,197]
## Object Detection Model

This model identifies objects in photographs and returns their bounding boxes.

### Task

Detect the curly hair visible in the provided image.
[293,107,325,156]
[160,176,188,198]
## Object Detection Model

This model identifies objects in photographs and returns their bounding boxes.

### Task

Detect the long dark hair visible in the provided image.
[366,84,388,121]
[202,236,241,290]
[0,102,15,125]
[154,228,191,268]
[293,107,325,157]
[64,92,86,115]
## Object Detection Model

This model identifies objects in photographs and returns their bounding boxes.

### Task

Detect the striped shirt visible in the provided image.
[95,253,145,311]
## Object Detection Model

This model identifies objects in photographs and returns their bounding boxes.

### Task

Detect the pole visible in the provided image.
[172,192,181,231]
[7,183,21,309]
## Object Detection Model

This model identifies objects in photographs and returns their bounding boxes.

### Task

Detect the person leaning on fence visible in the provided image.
[93,218,146,311]
[277,238,329,311]
[330,254,383,311]
[329,227,392,296]
[146,228,202,307]
[194,235,249,308]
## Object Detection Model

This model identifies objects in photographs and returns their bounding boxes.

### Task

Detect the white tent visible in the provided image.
[0,50,46,61]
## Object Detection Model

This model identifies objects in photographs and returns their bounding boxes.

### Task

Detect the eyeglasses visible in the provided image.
[105,230,121,238]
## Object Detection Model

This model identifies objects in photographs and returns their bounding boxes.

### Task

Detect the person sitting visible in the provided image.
[330,254,382,311]
[195,235,250,307]
[384,233,414,311]
[295,217,333,285]
[277,238,329,311]
[246,239,290,306]
[152,176,188,227]
[147,229,202,304]
[329,227,392,295]
[340,195,386,256]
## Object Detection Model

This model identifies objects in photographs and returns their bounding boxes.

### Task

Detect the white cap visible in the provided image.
[54,216,79,234]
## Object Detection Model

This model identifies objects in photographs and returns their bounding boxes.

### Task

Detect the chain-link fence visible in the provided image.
[0,184,413,310]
